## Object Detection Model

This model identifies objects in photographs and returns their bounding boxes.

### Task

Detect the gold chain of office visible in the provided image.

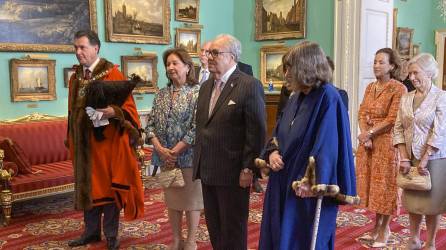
[77,69,111,97]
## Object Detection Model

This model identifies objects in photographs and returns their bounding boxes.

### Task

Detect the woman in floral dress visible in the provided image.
[145,48,202,250]
[356,48,406,248]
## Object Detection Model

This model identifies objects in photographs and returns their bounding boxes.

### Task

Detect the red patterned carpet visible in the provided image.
[1,178,446,249]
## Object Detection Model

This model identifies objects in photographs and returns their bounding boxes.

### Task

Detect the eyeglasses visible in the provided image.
[205,49,233,58]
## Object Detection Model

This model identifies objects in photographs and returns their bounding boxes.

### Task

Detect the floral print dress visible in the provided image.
[145,84,200,168]
[356,79,406,215]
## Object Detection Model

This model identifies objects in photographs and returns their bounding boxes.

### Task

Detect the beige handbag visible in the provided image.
[157,165,185,188]
[397,167,431,191]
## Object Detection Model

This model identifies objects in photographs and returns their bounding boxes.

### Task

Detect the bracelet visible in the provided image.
[400,159,411,162]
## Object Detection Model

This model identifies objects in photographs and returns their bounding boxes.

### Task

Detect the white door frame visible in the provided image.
[333,0,362,147]
[435,29,446,89]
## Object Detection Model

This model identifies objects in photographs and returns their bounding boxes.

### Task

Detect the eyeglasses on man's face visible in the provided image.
[205,49,232,58]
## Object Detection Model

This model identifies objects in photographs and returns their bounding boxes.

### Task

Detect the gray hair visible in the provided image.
[287,41,332,89]
[408,53,439,79]
[214,34,242,62]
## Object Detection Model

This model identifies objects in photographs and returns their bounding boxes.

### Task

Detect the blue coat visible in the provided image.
[259,83,357,250]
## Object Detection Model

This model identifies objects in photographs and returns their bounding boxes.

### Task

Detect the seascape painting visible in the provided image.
[121,55,159,94]
[127,61,153,85]
[10,59,56,102]
[0,0,96,52]
[17,66,49,93]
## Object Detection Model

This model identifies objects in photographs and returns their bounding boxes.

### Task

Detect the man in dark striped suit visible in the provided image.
[193,34,266,250]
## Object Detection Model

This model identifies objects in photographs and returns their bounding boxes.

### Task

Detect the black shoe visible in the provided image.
[106,237,120,250]
[67,234,101,247]
[253,180,263,193]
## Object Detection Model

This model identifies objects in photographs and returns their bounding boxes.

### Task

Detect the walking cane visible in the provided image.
[291,156,322,250]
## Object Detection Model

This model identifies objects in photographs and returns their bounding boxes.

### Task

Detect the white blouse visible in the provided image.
[393,85,446,160]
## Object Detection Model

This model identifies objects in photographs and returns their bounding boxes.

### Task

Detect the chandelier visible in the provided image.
[438,0,446,22]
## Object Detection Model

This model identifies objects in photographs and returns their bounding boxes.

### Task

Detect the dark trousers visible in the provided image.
[202,183,250,250]
[84,203,120,238]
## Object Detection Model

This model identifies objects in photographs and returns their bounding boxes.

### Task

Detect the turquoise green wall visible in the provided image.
[0,0,234,120]
[5,0,443,120]
[234,0,334,81]
[395,0,446,55]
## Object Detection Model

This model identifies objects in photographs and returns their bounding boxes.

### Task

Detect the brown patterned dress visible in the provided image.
[356,79,406,215]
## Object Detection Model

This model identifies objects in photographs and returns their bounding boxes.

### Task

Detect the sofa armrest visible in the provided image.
[0,149,13,189]
[0,149,13,225]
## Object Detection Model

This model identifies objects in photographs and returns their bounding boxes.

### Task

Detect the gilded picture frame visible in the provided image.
[392,8,398,50]
[63,68,76,88]
[396,27,414,59]
[175,28,201,57]
[255,0,306,41]
[105,0,171,44]
[260,45,289,89]
[175,0,200,23]
[121,55,159,94]
[10,59,56,102]
[0,0,97,53]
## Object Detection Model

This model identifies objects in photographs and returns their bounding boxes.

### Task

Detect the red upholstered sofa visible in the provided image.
[0,115,73,225]
[0,114,152,225]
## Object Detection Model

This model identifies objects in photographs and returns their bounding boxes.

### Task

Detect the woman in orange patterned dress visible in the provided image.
[356,48,406,248]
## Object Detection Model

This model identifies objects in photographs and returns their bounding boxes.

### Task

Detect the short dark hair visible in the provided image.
[375,48,401,80]
[74,30,101,50]
[162,48,198,86]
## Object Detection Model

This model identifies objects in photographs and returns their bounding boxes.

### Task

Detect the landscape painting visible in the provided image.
[105,0,170,44]
[0,0,97,52]
[10,59,56,102]
[176,28,200,56]
[255,0,306,40]
[175,0,199,23]
[260,45,289,89]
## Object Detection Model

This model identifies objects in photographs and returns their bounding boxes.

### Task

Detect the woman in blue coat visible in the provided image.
[259,41,359,250]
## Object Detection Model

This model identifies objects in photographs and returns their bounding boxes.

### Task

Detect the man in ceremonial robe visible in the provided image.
[66,30,144,250]
[259,41,358,250]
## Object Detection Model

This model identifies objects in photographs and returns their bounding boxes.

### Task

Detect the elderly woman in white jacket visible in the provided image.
[393,53,446,250]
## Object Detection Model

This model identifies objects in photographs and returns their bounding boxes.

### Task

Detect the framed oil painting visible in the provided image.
[121,55,158,94]
[175,0,200,23]
[63,68,76,88]
[175,28,201,57]
[396,27,414,59]
[260,45,289,89]
[0,0,97,52]
[105,0,170,44]
[10,59,56,102]
[392,8,398,49]
[255,0,306,41]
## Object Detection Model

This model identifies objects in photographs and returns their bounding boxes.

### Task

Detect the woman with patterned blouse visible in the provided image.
[393,53,446,250]
[356,48,406,248]
[145,48,202,250]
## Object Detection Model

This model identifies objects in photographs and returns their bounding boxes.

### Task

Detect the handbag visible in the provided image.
[157,165,185,188]
[397,167,431,191]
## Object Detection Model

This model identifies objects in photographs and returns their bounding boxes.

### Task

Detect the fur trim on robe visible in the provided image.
[67,59,144,220]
